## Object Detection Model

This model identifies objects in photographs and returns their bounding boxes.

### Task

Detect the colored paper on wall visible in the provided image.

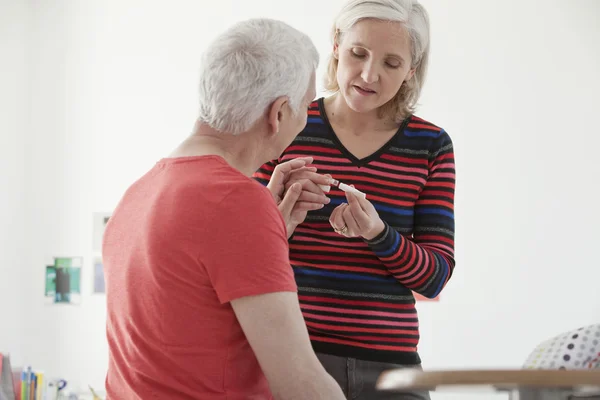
[44,257,83,305]
[93,257,105,294]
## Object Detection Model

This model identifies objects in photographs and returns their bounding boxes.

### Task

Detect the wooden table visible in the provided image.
[376,369,600,399]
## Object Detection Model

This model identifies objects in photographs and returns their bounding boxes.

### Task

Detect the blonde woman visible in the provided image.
[254,1,455,398]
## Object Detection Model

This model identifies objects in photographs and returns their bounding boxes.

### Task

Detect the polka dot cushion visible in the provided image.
[524,324,600,370]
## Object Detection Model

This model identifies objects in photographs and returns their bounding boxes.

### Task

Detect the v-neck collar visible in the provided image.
[317,97,410,167]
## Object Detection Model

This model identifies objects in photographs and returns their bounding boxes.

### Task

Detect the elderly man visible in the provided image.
[102,18,343,400]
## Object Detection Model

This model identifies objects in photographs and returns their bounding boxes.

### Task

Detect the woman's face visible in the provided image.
[335,19,416,115]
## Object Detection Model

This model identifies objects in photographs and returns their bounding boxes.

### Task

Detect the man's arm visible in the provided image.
[231,292,345,400]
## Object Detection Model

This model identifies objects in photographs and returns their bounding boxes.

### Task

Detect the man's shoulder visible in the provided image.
[216,177,283,229]
[222,177,275,207]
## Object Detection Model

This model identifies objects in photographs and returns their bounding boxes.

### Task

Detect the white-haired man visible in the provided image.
[102,18,343,400]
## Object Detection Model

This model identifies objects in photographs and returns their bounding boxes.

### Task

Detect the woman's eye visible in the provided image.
[351,50,366,58]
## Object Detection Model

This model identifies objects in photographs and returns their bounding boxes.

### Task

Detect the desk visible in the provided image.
[376,369,600,399]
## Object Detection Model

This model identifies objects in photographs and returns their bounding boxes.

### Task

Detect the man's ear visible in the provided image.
[267,96,289,136]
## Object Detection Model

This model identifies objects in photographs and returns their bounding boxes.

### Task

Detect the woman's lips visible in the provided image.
[353,85,376,95]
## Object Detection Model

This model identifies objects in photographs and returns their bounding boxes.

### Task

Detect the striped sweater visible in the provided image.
[253,97,456,364]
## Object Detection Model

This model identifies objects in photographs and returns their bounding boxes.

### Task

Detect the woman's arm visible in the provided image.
[329,132,455,299]
[366,133,455,298]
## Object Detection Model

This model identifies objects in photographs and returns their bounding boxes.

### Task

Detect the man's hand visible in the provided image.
[267,158,331,237]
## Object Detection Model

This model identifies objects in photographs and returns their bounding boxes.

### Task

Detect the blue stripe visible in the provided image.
[307,117,324,124]
[431,255,449,297]
[416,207,454,219]
[374,230,401,258]
[326,198,414,217]
[375,203,414,216]
[293,266,395,282]
[404,130,442,138]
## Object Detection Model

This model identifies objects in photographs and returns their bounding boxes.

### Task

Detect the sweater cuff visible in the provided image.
[365,222,393,247]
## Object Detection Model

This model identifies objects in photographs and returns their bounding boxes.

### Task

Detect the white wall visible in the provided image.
[3,0,599,398]
[0,0,30,368]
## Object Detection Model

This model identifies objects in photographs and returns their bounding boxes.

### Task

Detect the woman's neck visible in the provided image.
[325,93,398,135]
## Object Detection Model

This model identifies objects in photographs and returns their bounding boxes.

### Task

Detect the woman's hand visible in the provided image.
[329,191,385,240]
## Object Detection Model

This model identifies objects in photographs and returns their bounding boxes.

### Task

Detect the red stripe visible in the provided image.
[379,153,430,165]
[291,260,387,275]
[436,153,454,161]
[293,253,378,265]
[348,335,419,344]
[309,335,417,352]
[365,186,420,200]
[417,199,453,208]
[285,145,340,155]
[301,303,417,319]
[252,172,271,181]
[302,311,418,327]
[419,190,453,198]
[290,244,374,256]
[417,236,454,246]
[298,295,414,310]
[306,321,416,335]
[407,122,441,131]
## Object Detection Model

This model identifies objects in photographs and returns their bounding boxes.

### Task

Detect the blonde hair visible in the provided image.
[324,0,430,122]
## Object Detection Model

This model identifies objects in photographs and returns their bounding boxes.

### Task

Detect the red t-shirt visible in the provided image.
[103,155,296,400]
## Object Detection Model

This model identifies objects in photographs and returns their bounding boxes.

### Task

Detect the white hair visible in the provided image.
[326,0,431,120]
[197,18,319,135]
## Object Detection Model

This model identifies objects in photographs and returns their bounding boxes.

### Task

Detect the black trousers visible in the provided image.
[316,352,431,400]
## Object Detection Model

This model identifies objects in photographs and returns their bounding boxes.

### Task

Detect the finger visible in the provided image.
[346,190,371,214]
[298,190,330,205]
[293,201,326,212]
[288,170,333,186]
[330,203,348,231]
[328,203,343,228]
[278,182,302,217]
[273,157,314,175]
[342,204,360,236]
[289,166,317,174]
[286,179,326,195]
[346,192,371,229]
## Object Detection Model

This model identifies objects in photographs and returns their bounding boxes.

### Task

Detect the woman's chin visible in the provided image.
[345,95,380,114]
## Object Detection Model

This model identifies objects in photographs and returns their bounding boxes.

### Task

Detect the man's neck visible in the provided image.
[168,122,265,177]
